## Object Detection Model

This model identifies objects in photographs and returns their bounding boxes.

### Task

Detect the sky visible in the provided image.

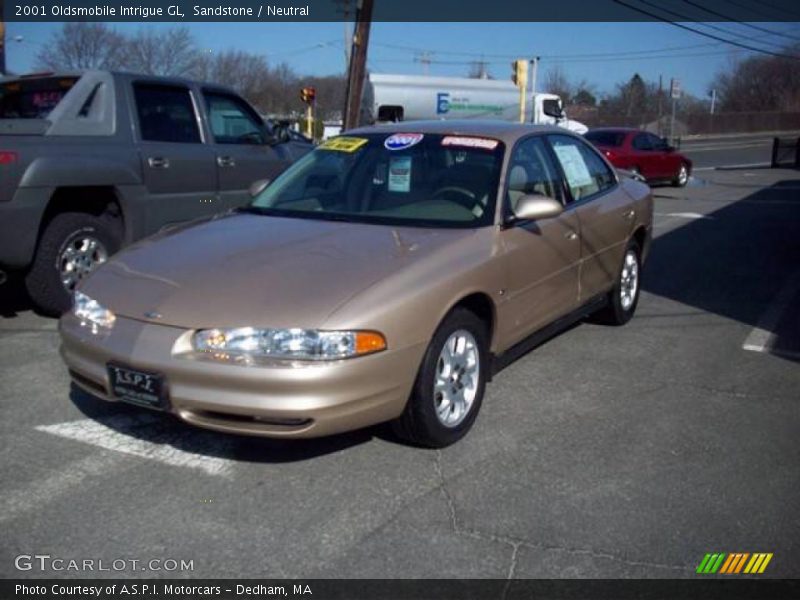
[5,21,800,98]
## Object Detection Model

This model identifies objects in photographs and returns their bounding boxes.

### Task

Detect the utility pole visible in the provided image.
[416,51,433,76]
[657,75,663,136]
[0,0,7,77]
[342,0,374,131]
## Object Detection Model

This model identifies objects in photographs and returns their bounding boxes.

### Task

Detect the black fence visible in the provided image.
[771,137,800,168]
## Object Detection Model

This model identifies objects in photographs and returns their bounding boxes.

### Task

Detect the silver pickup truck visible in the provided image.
[0,71,311,314]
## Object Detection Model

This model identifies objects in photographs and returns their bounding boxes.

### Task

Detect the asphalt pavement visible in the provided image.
[1,166,798,580]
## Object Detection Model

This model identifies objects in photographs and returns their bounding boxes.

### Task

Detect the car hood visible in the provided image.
[81,213,475,329]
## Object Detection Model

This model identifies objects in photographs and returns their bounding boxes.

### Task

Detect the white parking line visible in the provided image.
[742,270,800,356]
[654,212,714,220]
[36,413,238,478]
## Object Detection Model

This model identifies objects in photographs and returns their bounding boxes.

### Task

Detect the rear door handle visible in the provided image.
[565,231,579,241]
[624,210,635,220]
[217,156,236,167]
[147,157,169,169]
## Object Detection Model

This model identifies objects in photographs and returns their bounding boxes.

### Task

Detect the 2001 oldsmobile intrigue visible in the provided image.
[60,121,653,447]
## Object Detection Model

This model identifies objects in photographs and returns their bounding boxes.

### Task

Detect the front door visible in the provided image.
[133,82,218,234]
[548,134,634,302]
[498,135,581,348]
[202,90,291,211]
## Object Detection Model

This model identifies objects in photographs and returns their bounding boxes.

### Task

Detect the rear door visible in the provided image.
[498,135,581,345]
[201,90,290,211]
[133,82,218,233]
[547,134,634,302]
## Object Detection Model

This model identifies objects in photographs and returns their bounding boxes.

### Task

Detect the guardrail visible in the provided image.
[771,137,800,168]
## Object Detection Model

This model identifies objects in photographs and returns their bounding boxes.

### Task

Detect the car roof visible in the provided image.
[587,127,641,134]
[347,120,569,144]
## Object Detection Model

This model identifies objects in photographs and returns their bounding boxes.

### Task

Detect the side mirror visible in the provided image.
[249,178,271,198]
[270,122,291,145]
[511,194,563,221]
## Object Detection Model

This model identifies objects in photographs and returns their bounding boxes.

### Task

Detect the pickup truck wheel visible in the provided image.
[25,213,122,316]
[392,308,488,448]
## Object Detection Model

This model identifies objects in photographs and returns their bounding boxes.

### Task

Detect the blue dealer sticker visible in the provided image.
[384,133,424,151]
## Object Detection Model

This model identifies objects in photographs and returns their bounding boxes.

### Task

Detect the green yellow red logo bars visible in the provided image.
[696,553,773,574]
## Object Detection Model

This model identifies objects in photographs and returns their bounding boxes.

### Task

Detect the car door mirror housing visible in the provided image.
[511,194,564,221]
[249,178,271,198]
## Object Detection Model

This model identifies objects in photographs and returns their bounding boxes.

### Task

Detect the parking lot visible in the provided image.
[1,167,798,579]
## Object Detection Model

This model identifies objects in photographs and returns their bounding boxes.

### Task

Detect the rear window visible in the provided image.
[584,131,626,147]
[0,77,78,119]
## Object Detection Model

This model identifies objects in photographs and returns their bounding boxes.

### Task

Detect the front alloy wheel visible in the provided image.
[673,164,689,187]
[393,308,488,447]
[434,330,481,428]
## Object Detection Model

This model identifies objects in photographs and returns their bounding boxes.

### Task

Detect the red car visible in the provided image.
[585,128,691,187]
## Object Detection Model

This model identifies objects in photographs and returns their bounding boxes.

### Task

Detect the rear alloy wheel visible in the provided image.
[25,213,122,316]
[392,308,488,447]
[673,163,689,187]
[594,242,641,326]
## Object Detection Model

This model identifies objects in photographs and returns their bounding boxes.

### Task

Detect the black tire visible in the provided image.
[25,212,122,316]
[392,308,489,448]
[672,162,689,187]
[594,241,641,326]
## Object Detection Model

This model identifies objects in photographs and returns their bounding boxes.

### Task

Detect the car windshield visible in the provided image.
[249,132,504,228]
[585,131,627,147]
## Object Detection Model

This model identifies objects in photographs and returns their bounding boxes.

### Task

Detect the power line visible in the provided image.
[680,0,800,42]
[612,0,800,60]
[722,0,800,21]
[631,0,795,50]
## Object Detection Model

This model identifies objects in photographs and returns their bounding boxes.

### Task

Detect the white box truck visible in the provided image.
[368,73,588,134]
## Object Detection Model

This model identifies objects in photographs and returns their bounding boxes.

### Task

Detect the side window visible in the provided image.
[133,84,200,144]
[647,132,666,150]
[506,136,563,214]
[632,133,653,151]
[549,135,615,202]
[203,92,265,144]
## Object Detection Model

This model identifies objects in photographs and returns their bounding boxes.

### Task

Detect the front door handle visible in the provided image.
[624,210,635,220]
[565,231,579,241]
[147,157,170,169]
[217,156,236,168]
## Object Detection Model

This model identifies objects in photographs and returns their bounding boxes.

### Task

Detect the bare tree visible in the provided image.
[126,27,201,77]
[712,46,800,112]
[35,23,127,71]
[543,65,572,102]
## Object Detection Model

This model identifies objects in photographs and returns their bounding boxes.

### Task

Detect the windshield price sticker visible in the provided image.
[552,145,594,188]
[442,136,499,150]
[319,137,369,153]
[388,156,413,193]
[384,133,424,151]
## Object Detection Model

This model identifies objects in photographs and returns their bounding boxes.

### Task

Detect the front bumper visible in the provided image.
[59,313,425,438]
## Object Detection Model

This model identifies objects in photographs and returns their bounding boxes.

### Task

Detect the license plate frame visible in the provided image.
[107,363,169,411]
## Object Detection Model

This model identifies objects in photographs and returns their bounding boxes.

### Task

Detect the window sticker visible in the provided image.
[318,136,368,153]
[552,144,594,188]
[441,136,499,150]
[384,133,424,151]
[388,156,412,193]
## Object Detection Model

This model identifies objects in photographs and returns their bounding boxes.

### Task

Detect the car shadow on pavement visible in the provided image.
[643,179,800,362]
[0,274,36,319]
[69,384,381,463]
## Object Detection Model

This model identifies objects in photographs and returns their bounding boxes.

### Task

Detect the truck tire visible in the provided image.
[25,213,122,316]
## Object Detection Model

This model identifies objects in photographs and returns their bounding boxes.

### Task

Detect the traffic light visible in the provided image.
[511,59,528,89]
[300,86,316,104]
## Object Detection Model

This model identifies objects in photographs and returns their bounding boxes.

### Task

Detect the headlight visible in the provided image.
[192,327,386,361]
[73,291,116,332]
